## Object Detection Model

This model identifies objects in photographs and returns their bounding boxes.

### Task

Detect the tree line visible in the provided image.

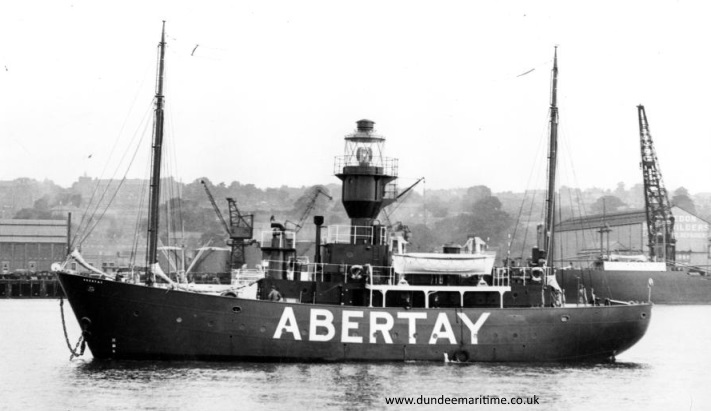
[1,177,707,259]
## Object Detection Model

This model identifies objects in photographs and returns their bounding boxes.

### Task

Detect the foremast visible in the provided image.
[146,21,167,285]
[543,47,559,267]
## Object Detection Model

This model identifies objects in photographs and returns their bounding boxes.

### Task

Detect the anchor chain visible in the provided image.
[59,297,86,360]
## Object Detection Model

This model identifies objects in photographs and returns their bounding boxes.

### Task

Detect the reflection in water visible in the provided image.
[57,360,656,411]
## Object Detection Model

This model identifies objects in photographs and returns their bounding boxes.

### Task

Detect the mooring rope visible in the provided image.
[59,297,86,360]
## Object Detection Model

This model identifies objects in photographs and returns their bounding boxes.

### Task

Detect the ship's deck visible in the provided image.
[365,283,511,308]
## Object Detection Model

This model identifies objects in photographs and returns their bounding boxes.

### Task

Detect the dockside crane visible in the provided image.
[379,176,425,230]
[201,180,254,270]
[291,187,333,233]
[638,105,676,263]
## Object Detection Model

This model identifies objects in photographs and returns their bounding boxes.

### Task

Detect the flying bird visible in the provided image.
[516,68,535,77]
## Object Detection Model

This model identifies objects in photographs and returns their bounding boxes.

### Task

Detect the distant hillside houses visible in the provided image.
[1,177,711,267]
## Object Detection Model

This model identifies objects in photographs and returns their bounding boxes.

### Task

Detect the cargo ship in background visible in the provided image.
[555,105,711,304]
[54,31,651,364]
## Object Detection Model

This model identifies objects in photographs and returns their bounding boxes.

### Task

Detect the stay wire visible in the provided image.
[70,67,152,249]
[511,109,550,261]
[130,159,151,269]
[77,117,152,245]
[71,102,154,249]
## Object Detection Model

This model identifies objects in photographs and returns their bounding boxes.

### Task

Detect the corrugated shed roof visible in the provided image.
[0,219,67,243]
[555,210,646,232]
[555,205,711,232]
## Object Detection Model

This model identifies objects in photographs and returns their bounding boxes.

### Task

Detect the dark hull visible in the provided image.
[57,272,651,362]
[558,269,711,305]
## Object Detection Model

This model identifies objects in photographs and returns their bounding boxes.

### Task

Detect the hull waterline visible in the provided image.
[57,272,651,363]
[558,268,711,305]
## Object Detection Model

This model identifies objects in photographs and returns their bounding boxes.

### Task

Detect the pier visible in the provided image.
[0,274,64,299]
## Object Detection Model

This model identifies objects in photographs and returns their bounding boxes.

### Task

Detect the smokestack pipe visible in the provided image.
[314,216,324,264]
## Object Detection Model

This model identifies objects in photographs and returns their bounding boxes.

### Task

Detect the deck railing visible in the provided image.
[500,266,552,286]
[260,260,394,283]
[325,225,387,245]
[333,155,398,176]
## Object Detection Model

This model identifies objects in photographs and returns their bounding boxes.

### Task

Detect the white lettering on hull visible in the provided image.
[273,308,491,345]
[397,312,427,343]
[309,309,336,341]
[370,311,395,344]
[458,312,490,344]
[429,313,456,344]
[273,307,301,340]
[341,310,363,343]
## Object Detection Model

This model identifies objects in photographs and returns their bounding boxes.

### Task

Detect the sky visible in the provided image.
[2,0,711,195]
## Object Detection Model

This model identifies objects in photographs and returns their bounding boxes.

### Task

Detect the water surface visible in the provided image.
[1,300,708,410]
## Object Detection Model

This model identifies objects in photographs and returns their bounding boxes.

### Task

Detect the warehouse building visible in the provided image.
[554,206,710,268]
[0,219,69,274]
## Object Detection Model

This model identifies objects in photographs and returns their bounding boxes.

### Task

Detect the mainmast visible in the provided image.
[146,21,167,285]
[544,47,559,266]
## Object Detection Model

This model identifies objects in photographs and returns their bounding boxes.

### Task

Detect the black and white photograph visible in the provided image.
[1,1,710,410]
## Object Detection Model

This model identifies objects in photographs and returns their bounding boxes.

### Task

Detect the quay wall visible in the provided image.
[0,278,64,299]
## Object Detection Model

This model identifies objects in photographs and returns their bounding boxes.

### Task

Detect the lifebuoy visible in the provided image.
[349,265,363,279]
[531,268,543,282]
[221,291,238,297]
